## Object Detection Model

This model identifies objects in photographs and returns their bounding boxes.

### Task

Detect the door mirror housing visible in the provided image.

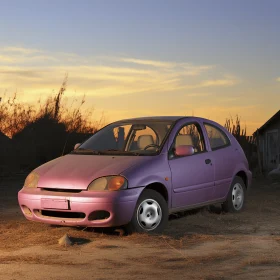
[74,143,81,150]
[174,145,194,156]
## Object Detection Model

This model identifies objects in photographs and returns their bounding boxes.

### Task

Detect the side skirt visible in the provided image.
[169,198,225,215]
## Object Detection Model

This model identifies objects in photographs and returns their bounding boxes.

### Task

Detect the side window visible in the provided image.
[204,123,230,150]
[174,123,205,153]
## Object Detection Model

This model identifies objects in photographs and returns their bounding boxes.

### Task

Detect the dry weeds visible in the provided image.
[0,255,79,266]
[1,178,280,280]
[0,76,104,138]
[244,258,280,266]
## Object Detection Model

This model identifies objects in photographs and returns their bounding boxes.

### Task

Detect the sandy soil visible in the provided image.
[0,175,280,280]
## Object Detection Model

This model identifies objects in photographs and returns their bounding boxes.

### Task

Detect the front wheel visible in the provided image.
[222,176,246,213]
[126,189,168,234]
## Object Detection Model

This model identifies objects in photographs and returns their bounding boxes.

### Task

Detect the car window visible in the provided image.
[204,123,230,150]
[78,120,173,155]
[173,123,205,154]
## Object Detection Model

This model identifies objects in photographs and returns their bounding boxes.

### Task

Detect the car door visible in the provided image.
[202,122,237,200]
[168,121,215,209]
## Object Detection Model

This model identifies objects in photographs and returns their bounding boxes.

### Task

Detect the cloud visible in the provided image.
[185,92,213,97]
[0,55,16,63]
[198,79,237,87]
[0,46,58,64]
[277,77,280,82]
[108,56,214,76]
[0,46,239,100]
[0,46,42,55]
[117,57,176,68]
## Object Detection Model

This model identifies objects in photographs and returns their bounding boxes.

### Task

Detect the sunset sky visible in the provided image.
[0,0,279,135]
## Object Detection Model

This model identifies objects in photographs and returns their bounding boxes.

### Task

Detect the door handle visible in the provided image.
[205,159,211,164]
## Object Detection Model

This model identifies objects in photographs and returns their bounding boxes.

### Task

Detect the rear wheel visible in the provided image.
[126,189,168,234]
[222,176,246,212]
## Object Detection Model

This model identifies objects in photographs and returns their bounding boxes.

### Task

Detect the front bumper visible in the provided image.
[18,187,143,227]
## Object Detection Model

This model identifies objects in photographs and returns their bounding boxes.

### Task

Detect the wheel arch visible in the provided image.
[235,170,248,188]
[143,182,169,203]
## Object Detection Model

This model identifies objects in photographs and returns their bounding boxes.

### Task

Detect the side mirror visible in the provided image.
[74,143,81,150]
[174,145,194,156]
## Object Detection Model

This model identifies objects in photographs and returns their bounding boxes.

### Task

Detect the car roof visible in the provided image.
[116,116,214,123]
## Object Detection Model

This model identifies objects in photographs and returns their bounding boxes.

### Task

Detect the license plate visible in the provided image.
[41,199,69,210]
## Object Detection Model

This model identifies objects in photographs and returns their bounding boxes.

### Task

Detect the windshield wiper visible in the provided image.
[71,148,141,156]
[100,149,140,156]
[71,148,101,155]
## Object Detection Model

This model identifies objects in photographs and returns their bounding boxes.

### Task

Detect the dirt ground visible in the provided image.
[0,175,279,280]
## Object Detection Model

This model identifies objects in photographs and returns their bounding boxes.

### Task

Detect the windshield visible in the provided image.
[72,120,174,155]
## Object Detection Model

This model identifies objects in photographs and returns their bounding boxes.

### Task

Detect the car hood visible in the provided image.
[35,154,148,190]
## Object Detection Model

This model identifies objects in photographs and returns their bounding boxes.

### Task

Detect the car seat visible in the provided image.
[137,135,155,150]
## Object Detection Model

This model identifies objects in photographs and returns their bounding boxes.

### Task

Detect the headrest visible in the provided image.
[175,135,194,147]
[137,135,154,149]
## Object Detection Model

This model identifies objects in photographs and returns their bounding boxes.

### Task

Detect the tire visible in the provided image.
[222,176,246,213]
[125,189,168,234]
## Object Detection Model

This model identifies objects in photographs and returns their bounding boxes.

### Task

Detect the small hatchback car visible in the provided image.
[18,116,252,233]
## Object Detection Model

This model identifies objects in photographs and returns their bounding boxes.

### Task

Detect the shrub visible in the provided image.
[224,115,258,170]
[0,76,105,171]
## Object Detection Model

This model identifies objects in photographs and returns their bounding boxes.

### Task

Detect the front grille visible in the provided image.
[34,209,86,219]
[41,188,82,193]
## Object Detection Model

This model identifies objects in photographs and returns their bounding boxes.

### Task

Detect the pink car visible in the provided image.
[18,116,252,233]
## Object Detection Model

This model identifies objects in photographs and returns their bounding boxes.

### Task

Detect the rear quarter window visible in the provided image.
[204,123,230,150]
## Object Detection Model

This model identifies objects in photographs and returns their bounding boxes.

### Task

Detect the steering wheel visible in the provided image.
[143,144,160,150]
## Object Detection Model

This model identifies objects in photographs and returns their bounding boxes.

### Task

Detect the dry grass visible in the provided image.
[0,76,104,138]
[243,258,280,267]
[161,251,239,266]
[0,255,79,266]
[0,220,97,250]
[204,277,227,280]
[1,179,280,280]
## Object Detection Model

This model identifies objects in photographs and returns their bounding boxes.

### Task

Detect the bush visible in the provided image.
[224,115,258,171]
[0,76,105,171]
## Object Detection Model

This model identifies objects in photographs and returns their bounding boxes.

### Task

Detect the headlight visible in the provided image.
[88,176,128,191]
[24,172,39,188]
